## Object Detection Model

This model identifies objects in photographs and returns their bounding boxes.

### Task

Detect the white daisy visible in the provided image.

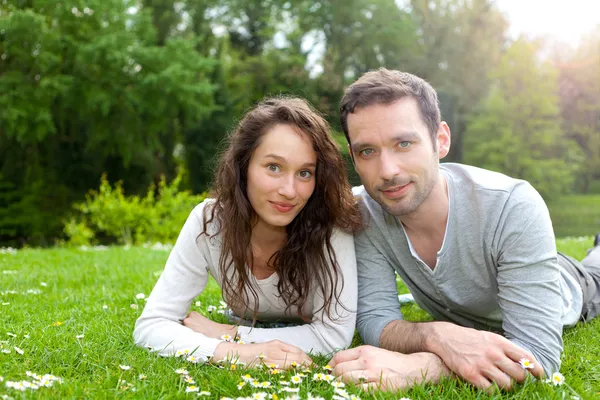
[551,372,565,386]
[119,365,131,370]
[175,369,189,375]
[76,334,84,339]
[136,293,145,300]
[14,346,24,355]
[518,358,534,370]
[290,375,302,384]
[252,392,267,400]
[281,387,300,393]
[186,385,200,393]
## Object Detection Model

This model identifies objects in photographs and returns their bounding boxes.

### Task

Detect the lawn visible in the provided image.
[547,195,600,238]
[1,238,599,399]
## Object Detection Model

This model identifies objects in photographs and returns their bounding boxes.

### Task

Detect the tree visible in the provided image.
[464,39,582,200]
[555,30,600,192]
[0,0,215,244]
[406,0,507,162]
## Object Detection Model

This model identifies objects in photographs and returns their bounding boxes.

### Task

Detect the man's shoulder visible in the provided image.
[441,163,525,194]
[443,163,547,224]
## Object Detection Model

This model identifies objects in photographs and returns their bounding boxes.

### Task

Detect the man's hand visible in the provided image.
[213,340,312,368]
[330,345,449,391]
[426,322,544,390]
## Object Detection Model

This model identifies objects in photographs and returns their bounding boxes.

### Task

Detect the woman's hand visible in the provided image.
[213,340,313,368]
[183,311,237,339]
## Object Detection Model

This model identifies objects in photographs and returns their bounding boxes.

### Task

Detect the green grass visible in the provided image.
[0,238,599,399]
[547,195,600,238]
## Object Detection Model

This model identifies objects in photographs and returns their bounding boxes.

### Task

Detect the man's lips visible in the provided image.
[380,182,412,199]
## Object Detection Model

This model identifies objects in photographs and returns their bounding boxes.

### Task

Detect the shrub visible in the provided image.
[64,171,206,246]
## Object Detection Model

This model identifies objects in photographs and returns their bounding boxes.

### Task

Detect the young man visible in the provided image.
[330,68,600,391]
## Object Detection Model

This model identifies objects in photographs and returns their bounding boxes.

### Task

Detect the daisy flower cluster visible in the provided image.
[206,300,230,315]
[227,363,361,400]
[4,371,62,392]
[0,247,17,255]
[519,359,566,387]
[1,332,26,355]
[175,369,211,396]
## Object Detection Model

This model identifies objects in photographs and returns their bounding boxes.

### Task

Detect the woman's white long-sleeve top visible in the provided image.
[133,199,357,362]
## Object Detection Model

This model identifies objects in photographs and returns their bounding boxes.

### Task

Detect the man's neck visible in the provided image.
[399,172,449,237]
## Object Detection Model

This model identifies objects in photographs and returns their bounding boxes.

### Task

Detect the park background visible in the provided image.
[1,1,600,399]
[1,0,600,247]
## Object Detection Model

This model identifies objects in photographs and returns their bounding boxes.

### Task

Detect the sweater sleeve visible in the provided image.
[494,182,564,375]
[354,225,403,347]
[133,201,224,361]
[236,229,357,355]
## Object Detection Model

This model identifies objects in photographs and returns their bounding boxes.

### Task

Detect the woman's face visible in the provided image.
[246,124,317,231]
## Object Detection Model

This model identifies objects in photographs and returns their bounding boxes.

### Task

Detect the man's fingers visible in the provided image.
[330,347,363,367]
[503,346,545,379]
[465,374,493,391]
[482,366,513,390]
[332,359,365,377]
[337,369,380,384]
[495,358,527,384]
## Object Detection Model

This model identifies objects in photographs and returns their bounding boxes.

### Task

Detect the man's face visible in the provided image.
[347,97,449,216]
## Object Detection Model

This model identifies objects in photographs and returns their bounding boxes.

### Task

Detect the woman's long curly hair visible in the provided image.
[203,96,362,322]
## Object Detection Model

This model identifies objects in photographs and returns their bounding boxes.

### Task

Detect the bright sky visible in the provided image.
[498,0,600,45]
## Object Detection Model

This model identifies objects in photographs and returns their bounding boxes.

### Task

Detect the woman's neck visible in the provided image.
[250,219,287,254]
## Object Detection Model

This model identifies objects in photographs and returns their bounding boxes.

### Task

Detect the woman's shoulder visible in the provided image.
[189,198,221,243]
[330,227,355,250]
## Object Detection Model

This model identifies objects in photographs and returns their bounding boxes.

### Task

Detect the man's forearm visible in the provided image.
[379,319,440,354]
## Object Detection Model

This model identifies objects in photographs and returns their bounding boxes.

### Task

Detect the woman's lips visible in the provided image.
[270,201,295,213]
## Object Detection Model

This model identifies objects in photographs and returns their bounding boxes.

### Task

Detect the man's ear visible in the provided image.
[436,122,451,159]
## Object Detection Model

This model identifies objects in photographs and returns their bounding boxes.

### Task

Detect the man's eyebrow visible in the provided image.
[263,153,316,168]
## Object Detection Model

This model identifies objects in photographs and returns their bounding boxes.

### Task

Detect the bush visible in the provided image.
[64,171,206,246]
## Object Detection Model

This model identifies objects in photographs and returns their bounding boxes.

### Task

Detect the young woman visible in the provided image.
[134,97,362,367]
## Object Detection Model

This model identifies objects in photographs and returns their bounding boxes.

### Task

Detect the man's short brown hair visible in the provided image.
[340,68,441,145]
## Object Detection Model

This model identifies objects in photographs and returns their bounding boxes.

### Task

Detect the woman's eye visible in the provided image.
[298,170,313,179]
[267,164,281,172]
[398,141,411,148]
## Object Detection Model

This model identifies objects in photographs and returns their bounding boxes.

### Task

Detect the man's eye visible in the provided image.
[359,148,374,156]
[398,141,411,148]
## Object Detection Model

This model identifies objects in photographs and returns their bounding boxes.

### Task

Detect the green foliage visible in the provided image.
[547,195,600,238]
[0,0,216,245]
[65,172,206,246]
[1,0,599,246]
[464,39,583,200]
[556,30,600,193]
